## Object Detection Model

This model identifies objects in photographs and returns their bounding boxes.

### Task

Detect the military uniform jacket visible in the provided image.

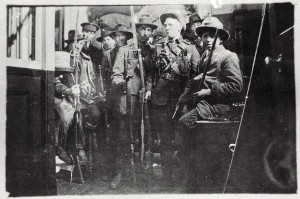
[178,45,243,119]
[81,44,103,75]
[152,37,200,106]
[112,43,156,95]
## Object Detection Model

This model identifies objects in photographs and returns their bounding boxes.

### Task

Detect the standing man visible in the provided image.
[96,24,133,180]
[80,22,103,73]
[110,14,157,189]
[151,10,200,187]
[175,17,243,191]
[186,13,204,55]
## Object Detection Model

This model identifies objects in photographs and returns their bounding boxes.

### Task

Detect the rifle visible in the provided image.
[71,10,84,184]
[97,65,109,144]
[193,29,219,106]
[120,9,136,185]
[124,58,136,185]
[130,6,153,191]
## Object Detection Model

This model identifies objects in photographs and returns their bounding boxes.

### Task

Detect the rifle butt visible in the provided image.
[74,155,84,184]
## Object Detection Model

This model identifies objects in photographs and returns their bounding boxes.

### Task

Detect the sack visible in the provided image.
[55,97,75,132]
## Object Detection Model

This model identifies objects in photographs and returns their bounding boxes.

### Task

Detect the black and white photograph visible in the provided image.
[1,0,299,197]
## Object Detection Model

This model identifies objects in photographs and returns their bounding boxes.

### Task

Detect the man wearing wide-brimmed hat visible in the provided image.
[95,24,132,181]
[63,30,86,52]
[186,13,204,55]
[109,24,133,48]
[149,10,200,188]
[176,17,243,192]
[109,13,158,190]
[96,25,115,51]
[100,24,133,91]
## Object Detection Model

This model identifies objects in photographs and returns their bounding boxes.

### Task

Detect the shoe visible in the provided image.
[109,174,122,190]
[57,147,73,164]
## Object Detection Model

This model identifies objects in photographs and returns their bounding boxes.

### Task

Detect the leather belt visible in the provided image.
[161,73,175,80]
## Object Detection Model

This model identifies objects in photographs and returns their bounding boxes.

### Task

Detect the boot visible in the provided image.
[109,174,122,190]
[57,146,73,164]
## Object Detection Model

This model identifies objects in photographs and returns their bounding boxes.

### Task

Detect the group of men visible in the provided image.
[54,10,243,192]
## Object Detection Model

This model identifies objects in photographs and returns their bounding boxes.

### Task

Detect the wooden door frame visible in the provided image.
[5,6,57,196]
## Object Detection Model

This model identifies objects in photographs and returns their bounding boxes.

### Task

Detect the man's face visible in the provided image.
[115,32,128,47]
[102,36,116,50]
[163,18,182,39]
[190,22,202,37]
[82,29,96,41]
[202,31,221,50]
[137,25,153,43]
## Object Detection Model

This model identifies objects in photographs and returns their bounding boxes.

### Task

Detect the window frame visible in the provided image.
[6,6,55,71]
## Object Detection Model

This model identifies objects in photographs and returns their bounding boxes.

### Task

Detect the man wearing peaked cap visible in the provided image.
[80,22,103,70]
[81,22,100,33]
[149,10,200,188]
[175,16,243,192]
[109,13,158,190]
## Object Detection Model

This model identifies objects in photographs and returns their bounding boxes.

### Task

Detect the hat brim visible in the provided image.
[109,31,133,40]
[187,19,203,26]
[55,67,74,73]
[195,26,229,41]
[64,37,85,43]
[160,13,186,30]
[96,35,113,42]
[136,23,158,30]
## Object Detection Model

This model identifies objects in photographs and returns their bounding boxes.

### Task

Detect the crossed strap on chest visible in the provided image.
[164,41,187,61]
[157,42,190,79]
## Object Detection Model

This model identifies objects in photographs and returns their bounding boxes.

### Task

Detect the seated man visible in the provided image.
[175,17,243,190]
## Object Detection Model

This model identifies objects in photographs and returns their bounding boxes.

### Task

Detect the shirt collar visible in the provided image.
[164,36,184,44]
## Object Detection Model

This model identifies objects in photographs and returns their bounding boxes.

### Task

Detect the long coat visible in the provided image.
[178,45,243,119]
[112,43,156,114]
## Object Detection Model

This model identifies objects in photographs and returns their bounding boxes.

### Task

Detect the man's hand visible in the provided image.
[113,79,127,92]
[192,89,211,104]
[171,61,180,74]
[193,73,203,81]
[70,84,80,96]
[181,104,189,115]
[145,90,151,101]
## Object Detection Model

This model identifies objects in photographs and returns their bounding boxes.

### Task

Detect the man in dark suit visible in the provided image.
[175,17,243,191]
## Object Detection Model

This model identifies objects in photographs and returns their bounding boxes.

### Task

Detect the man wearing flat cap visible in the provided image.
[150,10,200,187]
[110,14,157,189]
[175,17,243,191]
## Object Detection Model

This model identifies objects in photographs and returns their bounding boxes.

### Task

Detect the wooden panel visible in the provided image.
[190,122,239,193]
[6,66,56,196]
